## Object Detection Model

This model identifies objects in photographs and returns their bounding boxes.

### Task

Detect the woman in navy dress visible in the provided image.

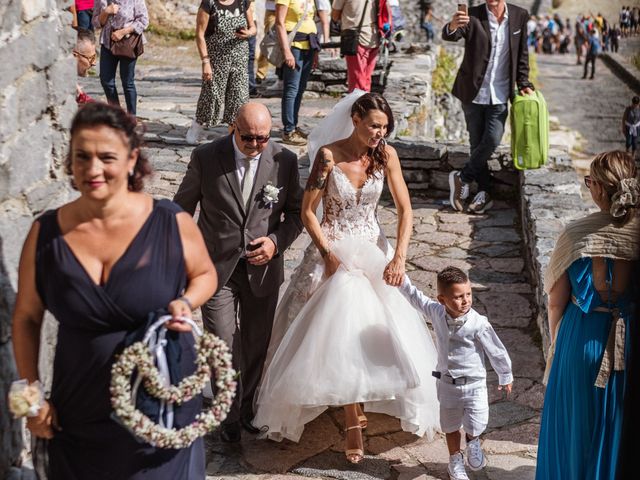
[536,151,640,479]
[12,102,217,479]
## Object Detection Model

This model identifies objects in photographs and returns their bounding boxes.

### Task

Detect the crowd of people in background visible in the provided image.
[527,7,639,59]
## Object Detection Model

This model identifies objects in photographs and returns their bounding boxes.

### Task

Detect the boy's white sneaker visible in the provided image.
[448,452,469,480]
[186,120,205,145]
[465,437,487,471]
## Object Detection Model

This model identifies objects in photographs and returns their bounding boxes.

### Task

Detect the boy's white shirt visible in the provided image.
[399,277,513,386]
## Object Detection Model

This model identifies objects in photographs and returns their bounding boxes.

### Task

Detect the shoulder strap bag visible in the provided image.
[260,0,311,67]
[340,0,368,56]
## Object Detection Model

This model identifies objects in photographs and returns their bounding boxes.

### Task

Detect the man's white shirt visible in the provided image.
[473,4,511,105]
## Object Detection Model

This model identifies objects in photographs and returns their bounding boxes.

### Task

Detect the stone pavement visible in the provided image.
[79,41,543,480]
[535,46,638,172]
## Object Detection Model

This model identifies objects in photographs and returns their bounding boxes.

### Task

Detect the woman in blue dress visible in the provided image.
[536,151,640,479]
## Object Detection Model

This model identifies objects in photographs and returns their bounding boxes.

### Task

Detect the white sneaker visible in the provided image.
[465,437,487,471]
[186,120,205,145]
[448,452,469,480]
[467,191,494,214]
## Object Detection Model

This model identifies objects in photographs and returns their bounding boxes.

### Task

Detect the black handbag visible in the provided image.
[339,0,368,56]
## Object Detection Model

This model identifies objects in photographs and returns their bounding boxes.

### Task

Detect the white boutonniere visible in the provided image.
[262,182,282,208]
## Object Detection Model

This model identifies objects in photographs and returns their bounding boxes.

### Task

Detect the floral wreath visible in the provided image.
[110,316,237,449]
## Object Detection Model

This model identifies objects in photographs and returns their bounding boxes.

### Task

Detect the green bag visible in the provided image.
[510,89,549,170]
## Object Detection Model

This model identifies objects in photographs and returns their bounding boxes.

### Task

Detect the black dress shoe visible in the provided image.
[220,422,241,443]
[240,416,261,434]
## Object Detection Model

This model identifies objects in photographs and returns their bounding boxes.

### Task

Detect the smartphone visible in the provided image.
[457,3,468,15]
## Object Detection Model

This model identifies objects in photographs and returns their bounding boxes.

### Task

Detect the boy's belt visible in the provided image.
[432,371,467,385]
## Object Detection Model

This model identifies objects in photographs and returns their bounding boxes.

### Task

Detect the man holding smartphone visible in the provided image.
[443,0,534,214]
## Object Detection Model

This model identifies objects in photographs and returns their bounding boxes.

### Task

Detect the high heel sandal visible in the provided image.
[344,425,364,464]
[356,405,368,430]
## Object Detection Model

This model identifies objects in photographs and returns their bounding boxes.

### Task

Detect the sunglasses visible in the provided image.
[584,175,592,188]
[239,133,270,144]
[74,50,97,63]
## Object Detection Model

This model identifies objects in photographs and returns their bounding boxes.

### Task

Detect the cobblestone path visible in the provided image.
[80,50,543,480]
[536,47,637,167]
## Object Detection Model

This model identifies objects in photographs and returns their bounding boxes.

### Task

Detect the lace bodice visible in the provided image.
[321,166,384,242]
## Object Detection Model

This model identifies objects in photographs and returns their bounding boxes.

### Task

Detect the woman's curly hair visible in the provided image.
[65,102,151,192]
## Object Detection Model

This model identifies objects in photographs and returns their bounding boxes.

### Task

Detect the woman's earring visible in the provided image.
[128,169,134,177]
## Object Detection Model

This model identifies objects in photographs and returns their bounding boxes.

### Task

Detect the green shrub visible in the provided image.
[431,49,457,96]
[147,24,196,41]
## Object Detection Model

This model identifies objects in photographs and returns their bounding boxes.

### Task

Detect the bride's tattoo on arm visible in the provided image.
[305,151,332,191]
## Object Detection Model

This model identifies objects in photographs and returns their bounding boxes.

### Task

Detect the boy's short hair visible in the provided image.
[437,266,469,292]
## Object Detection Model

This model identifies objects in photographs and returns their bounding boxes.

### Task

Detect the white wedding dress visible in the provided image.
[252,163,440,443]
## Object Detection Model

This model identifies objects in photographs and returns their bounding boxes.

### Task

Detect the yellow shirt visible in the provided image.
[276,0,317,50]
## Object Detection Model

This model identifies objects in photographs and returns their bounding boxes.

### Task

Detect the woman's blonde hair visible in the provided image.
[590,150,639,225]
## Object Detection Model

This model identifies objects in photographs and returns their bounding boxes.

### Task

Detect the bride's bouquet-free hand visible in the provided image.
[8,379,44,418]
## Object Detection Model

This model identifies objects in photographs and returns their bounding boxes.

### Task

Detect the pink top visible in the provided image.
[76,0,94,11]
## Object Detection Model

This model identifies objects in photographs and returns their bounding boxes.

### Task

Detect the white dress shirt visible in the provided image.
[232,135,261,187]
[473,4,511,105]
[400,277,513,386]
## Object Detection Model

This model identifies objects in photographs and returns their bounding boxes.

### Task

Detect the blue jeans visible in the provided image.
[461,102,508,192]
[99,45,138,115]
[77,9,94,30]
[248,35,256,92]
[282,47,314,133]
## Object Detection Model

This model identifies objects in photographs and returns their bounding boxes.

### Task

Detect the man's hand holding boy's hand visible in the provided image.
[498,383,513,397]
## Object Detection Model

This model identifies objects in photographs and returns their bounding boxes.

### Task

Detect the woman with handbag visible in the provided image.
[93,0,148,116]
[276,0,319,146]
[186,0,257,144]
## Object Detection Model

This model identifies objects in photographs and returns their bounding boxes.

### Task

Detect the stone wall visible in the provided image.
[0,0,76,476]
[519,155,590,357]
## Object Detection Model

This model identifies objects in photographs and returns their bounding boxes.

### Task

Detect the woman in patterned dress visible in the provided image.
[186,0,257,144]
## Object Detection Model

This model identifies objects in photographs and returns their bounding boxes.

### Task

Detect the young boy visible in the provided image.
[399,267,513,480]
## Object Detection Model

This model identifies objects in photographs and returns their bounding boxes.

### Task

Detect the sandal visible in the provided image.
[356,404,368,430]
[344,425,364,464]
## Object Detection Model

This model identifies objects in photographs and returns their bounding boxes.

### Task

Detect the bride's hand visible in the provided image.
[383,256,405,286]
[323,252,340,277]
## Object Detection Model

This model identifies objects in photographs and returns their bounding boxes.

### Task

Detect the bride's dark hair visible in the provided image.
[350,93,394,177]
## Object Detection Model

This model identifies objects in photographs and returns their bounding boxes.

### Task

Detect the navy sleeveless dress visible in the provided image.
[35,199,205,479]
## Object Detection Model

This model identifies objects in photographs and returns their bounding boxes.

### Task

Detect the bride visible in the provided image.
[252,92,439,463]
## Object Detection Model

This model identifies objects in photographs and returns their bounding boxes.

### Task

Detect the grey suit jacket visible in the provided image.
[173,135,304,297]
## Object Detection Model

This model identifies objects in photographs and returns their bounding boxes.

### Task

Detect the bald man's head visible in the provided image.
[233,102,273,157]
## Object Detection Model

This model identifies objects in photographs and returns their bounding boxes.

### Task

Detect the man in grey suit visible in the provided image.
[174,102,304,442]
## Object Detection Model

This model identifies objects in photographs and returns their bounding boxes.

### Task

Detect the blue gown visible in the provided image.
[536,257,631,479]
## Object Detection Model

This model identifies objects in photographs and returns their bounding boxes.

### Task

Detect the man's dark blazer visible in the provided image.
[173,135,304,297]
[442,3,533,105]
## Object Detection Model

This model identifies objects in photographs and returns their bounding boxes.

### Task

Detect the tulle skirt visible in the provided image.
[253,237,440,442]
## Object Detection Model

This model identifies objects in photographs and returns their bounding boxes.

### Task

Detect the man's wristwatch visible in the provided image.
[320,246,330,258]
